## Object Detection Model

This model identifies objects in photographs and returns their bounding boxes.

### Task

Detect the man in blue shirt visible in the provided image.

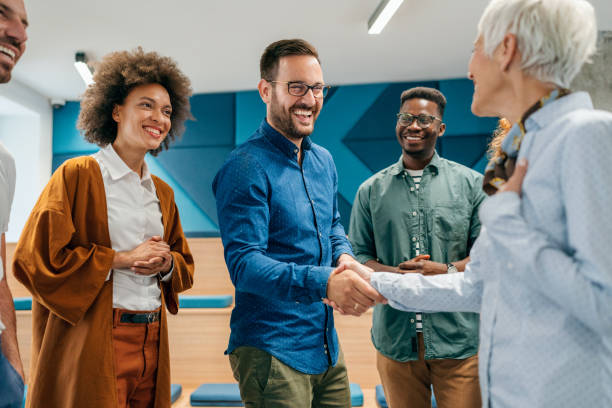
[336,0,612,406]
[0,1,28,407]
[213,39,384,407]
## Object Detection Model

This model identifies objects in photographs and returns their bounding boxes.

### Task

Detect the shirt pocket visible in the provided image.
[432,203,470,243]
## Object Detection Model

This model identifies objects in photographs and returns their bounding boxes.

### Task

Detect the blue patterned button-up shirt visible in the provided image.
[213,119,353,374]
[371,92,612,407]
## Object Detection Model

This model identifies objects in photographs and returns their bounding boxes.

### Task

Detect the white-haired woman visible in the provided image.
[359,1,612,406]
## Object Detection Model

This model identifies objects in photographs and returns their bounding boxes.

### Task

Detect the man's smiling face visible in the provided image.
[0,0,28,83]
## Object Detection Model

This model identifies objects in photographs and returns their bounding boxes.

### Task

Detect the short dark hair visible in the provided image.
[400,87,447,118]
[260,39,320,81]
[77,47,193,156]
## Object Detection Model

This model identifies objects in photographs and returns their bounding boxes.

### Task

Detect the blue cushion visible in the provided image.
[375,385,387,408]
[190,383,243,407]
[178,295,233,308]
[13,297,32,311]
[350,383,364,406]
[375,384,437,408]
[14,295,234,310]
[190,382,363,406]
[171,383,182,403]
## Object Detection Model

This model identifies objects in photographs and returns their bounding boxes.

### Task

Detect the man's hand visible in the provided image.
[499,158,528,195]
[398,254,445,275]
[112,236,172,276]
[325,262,385,316]
[335,260,374,283]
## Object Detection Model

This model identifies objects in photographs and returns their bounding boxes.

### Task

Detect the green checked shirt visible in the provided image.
[349,153,486,361]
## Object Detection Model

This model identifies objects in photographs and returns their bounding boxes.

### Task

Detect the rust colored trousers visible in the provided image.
[112,308,161,408]
[377,333,481,408]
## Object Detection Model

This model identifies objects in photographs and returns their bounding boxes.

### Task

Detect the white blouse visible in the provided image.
[93,145,171,311]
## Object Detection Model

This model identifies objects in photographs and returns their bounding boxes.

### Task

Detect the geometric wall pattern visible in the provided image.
[52,78,497,236]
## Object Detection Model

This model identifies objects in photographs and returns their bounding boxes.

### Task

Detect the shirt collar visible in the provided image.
[524,92,593,133]
[260,118,312,160]
[98,144,153,185]
[389,151,441,176]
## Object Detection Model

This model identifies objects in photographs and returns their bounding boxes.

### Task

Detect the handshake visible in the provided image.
[323,256,386,316]
[112,236,173,277]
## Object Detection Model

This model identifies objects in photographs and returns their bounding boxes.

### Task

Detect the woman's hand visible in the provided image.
[112,236,172,276]
[131,254,173,276]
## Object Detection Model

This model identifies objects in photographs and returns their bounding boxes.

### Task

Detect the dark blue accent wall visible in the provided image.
[52,78,495,236]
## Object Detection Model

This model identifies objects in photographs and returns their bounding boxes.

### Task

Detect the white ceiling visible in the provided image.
[10,0,612,101]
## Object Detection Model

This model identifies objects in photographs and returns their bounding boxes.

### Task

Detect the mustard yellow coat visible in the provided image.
[13,156,194,408]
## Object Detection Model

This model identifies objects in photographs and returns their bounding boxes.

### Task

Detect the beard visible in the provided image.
[0,66,12,84]
[269,93,317,140]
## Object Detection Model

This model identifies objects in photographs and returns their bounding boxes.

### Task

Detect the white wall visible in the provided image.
[0,80,53,242]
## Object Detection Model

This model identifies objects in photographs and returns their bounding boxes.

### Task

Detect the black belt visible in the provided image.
[119,311,160,324]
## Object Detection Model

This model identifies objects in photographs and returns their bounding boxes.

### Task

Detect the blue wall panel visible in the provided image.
[439,79,498,136]
[235,91,265,146]
[145,157,218,234]
[439,134,490,168]
[343,139,399,174]
[314,83,387,208]
[343,81,438,142]
[178,93,235,147]
[52,101,92,154]
[52,78,495,236]
[154,146,232,227]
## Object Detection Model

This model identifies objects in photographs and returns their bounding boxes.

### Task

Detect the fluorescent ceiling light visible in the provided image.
[74,51,94,86]
[368,0,404,35]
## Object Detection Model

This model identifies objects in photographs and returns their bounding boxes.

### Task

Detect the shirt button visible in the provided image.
[410,187,415,191]
[412,211,417,216]
[412,237,416,242]
[410,319,415,323]
[294,148,298,154]
[319,232,322,237]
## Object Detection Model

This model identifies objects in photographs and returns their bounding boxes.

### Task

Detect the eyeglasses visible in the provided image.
[396,113,441,128]
[268,81,330,99]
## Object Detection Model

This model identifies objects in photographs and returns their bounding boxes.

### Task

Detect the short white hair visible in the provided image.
[477,0,597,88]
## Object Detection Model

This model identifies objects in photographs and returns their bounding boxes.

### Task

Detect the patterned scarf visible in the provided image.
[482,88,570,195]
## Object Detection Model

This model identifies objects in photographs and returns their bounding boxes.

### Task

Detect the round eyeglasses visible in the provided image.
[268,81,330,99]
[396,113,441,129]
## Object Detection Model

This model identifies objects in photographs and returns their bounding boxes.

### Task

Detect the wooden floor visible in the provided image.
[172,387,379,408]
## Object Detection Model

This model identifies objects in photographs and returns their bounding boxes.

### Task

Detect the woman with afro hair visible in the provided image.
[13,48,195,408]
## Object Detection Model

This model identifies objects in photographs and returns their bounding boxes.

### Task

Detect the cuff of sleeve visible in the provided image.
[159,259,174,282]
[332,244,354,265]
[305,266,334,303]
[480,192,521,226]
[354,254,376,265]
[369,272,385,293]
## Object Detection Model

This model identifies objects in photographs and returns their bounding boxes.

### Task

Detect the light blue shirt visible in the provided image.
[371,92,612,407]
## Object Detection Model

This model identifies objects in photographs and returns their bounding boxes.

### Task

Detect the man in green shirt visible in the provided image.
[349,87,486,408]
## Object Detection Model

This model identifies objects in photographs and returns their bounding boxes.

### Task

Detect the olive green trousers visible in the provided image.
[229,346,351,408]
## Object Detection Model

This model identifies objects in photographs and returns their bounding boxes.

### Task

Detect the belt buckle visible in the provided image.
[147,312,156,324]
